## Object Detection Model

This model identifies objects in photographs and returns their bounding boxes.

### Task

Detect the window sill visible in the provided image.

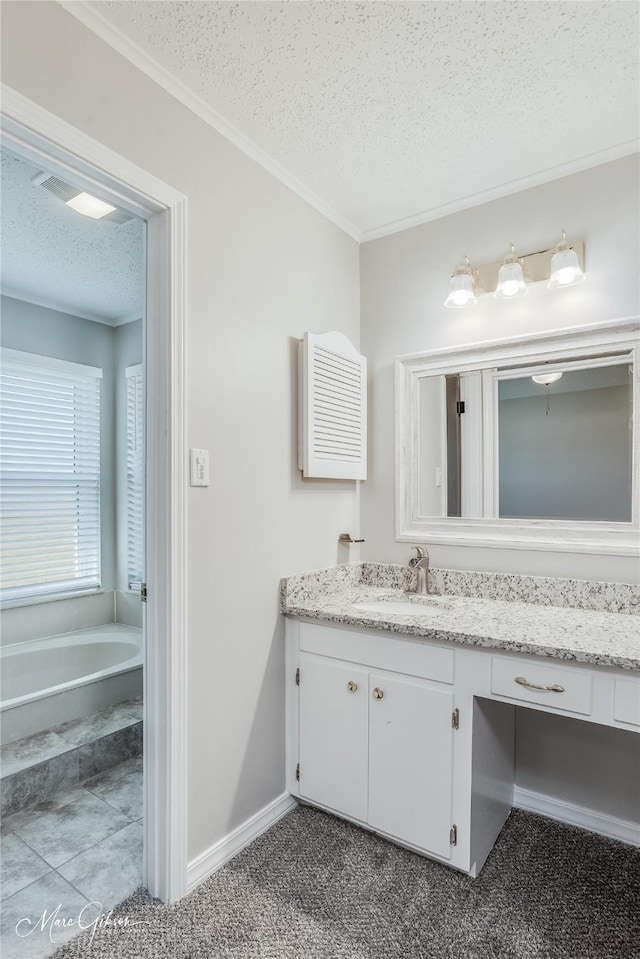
[0,588,106,611]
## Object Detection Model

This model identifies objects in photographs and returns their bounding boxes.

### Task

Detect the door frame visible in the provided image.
[1,85,189,902]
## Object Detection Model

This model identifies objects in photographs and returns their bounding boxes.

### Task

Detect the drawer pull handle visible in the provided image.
[347,681,358,693]
[373,687,384,700]
[515,676,565,694]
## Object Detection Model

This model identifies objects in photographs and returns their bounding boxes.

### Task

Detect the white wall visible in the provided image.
[360,154,640,583]
[1,1,360,863]
[360,156,640,823]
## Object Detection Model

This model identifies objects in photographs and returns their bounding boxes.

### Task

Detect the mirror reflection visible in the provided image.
[498,363,632,522]
[417,357,634,524]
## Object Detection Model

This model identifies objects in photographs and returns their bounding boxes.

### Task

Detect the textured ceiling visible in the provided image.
[1,150,144,324]
[82,0,639,237]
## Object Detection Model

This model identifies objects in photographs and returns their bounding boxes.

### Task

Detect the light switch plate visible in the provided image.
[190,448,210,487]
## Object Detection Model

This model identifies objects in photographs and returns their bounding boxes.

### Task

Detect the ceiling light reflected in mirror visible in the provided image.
[65,192,117,219]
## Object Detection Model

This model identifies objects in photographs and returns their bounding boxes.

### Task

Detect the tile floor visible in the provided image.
[1,699,143,819]
[0,757,143,959]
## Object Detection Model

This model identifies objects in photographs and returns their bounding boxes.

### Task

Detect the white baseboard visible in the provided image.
[513,786,640,847]
[187,792,298,892]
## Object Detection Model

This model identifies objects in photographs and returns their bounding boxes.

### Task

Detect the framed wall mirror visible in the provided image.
[395,318,639,555]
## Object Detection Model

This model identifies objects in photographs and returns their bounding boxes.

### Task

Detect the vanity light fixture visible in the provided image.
[444,231,585,308]
[547,230,586,289]
[494,244,528,299]
[532,371,563,386]
[444,256,478,309]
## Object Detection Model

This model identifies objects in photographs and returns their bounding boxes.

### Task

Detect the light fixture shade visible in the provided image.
[548,243,585,289]
[444,256,478,309]
[444,272,477,309]
[532,371,563,386]
[494,244,528,299]
[494,261,528,299]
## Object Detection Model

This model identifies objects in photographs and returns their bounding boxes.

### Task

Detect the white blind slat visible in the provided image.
[0,350,102,603]
[126,371,144,586]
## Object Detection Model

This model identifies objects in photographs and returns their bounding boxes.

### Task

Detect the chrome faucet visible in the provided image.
[409,546,430,595]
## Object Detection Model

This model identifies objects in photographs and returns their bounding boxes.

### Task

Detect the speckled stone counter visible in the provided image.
[280,564,640,671]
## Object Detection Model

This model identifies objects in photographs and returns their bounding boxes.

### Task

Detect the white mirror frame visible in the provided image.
[395,317,640,556]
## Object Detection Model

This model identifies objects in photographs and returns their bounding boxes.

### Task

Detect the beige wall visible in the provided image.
[360,154,640,583]
[1,1,359,861]
[3,0,637,863]
[360,155,640,822]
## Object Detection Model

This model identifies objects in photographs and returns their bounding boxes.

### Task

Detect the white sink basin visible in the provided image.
[352,599,444,616]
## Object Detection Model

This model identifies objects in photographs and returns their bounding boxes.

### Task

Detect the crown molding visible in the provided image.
[1,287,123,326]
[361,141,640,242]
[114,311,144,327]
[54,2,640,247]
[58,1,361,242]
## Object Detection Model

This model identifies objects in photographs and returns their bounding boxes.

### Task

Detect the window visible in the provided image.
[0,349,102,604]
[126,364,144,588]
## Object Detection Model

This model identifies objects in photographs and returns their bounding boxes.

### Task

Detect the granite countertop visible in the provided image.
[280,566,640,671]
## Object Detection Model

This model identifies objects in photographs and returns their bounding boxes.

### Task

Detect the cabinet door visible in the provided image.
[298,653,368,822]
[368,672,455,859]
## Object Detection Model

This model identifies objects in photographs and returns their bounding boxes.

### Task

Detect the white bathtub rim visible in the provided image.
[2,622,142,652]
[1,624,143,713]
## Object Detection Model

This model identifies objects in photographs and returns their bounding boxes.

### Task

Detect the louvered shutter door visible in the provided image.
[299,332,367,480]
[0,349,102,603]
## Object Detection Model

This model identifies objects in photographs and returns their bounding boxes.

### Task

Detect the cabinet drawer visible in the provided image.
[491,656,592,716]
[300,622,454,685]
[614,678,640,727]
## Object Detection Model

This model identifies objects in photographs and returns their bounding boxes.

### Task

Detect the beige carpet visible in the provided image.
[53,805,640,959]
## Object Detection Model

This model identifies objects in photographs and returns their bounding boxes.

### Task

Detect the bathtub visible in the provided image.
[0,624,143,745]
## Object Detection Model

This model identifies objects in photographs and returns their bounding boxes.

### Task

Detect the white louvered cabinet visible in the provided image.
[298,331,367,479]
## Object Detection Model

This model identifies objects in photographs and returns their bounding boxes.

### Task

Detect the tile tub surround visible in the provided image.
[1,589,143,648]
[1,699,143,817]
[280,563,640,615]
[0,758,143,959]
[0,592,116,647]
[280,566,640,670]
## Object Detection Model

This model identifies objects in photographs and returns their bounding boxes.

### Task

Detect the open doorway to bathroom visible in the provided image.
[0,147,146,955]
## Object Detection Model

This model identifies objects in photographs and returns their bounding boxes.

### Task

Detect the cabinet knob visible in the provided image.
[347,681,358,693]
[373,687,384,700]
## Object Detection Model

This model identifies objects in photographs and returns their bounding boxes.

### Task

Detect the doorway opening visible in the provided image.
[0,144,146,953]
[0,91,187,956]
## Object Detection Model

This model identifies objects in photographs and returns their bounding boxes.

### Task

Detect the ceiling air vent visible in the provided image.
[31,171,134,226]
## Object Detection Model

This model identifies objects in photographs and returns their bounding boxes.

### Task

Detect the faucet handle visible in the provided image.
[411,546,428,560]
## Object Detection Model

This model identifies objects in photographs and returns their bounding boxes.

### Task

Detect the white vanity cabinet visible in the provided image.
[298,653,456,859]
[290,624,459,865]
[285,613,640,877]
[298,654,369,822]
[367,671,454,859]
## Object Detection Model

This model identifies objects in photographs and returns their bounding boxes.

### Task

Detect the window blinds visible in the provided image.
[0,349,102,603]
[126,365,144,588]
